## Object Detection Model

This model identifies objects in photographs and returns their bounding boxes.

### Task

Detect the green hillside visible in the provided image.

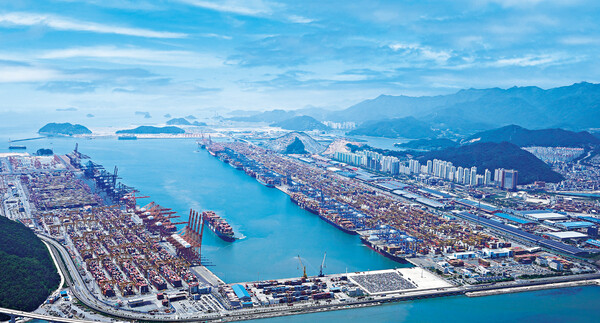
[466,125,600,147]
[271,115,329,131]
[348,117,437,139]
[0,217,60,319]
[38,123,92,136]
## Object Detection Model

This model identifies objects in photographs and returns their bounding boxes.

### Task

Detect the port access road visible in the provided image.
[0,307,96,323]
[36,232,600,322]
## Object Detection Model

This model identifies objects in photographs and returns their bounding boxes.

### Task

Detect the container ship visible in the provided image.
[360,235,409,264]
[318,209,358,235]
[229,160,243,170]
[256,175,275,188]
[290,192,357,234]
[290,193,320,215]
[202,211,236,242]
[8,145,26,150]
[117,135,137,140]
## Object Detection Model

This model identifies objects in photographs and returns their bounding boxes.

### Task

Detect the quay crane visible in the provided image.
[318,252,327,277]
[297,255,307,280]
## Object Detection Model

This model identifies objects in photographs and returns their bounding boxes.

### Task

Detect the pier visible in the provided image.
[8,136,46,143]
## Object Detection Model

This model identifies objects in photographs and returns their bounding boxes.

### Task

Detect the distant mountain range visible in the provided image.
[271,116,329,131]
[38,123,92,136]
[347,117,437,139]
[116,126,184,134]
[226,82,600,137]
[329,82,600,131]
[416,142,564,184]
[229,109,297,123]
[465,125,600,147]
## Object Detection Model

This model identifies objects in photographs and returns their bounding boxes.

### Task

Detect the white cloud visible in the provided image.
[200,33,233,40]
[389,42,451,64]
[179,0,314,25]
[0,12,186,38]
[476,0,581,8]
[178,0,273,16]
[287,15,314,24]
[0,66,61,83]
[492,55,559,67]
[560,36,600,45]
[38,46,224,68]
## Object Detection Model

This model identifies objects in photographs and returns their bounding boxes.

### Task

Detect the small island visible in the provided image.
[166,118,192,125]
[116,126,185,134]
[38,123,92,136]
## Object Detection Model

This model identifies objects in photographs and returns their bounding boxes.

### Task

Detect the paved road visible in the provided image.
[0,306,96,323]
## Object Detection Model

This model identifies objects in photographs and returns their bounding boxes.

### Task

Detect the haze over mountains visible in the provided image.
[348,117,436,139]
[330,82,600,130]
[230,82,600,134]
[270,116,329,131]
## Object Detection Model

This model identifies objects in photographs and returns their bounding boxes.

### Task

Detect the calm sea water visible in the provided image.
[2,115,599,322]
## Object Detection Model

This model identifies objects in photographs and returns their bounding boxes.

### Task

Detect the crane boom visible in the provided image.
[297,255,307,279]
[319,252,327,277]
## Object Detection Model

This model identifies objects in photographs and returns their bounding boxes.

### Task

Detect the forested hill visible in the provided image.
[347,117,437,139]
[466,125,600,147]
[271,115,329,131]
[38,122,92,136]
[0,217,60,318]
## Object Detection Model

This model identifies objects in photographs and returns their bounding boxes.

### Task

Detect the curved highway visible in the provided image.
[36,234,600,322]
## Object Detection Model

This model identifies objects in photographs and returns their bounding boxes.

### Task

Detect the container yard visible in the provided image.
[204,140,502,261]
[2,143,600,322]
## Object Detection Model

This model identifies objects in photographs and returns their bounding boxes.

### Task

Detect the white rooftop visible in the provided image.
[546,231,588,240]
[524,212,568,221]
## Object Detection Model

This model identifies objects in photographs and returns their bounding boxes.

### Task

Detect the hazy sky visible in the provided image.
[1,0,599,114]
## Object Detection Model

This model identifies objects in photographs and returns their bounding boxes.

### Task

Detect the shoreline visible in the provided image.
[465,279,600,297]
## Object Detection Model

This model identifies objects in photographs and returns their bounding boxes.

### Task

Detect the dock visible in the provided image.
[191,265,226,286]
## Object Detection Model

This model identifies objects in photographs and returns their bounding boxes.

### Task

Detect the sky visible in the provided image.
[1,0,600,116]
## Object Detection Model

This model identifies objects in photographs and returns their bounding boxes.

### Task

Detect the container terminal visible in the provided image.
[1,147,600,322]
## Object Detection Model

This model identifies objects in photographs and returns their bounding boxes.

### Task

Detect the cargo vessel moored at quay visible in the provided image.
[359,235,410,264]
[290,192,358,234]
